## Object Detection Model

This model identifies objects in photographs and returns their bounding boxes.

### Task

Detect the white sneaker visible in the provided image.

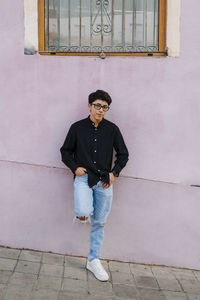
[86,258,109,281]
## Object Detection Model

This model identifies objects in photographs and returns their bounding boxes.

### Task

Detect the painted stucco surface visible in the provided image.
[1,0,200,269]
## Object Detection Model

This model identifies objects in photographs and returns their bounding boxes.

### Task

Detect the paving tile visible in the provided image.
[111,271,134,285]
[0,248,20,260]
[151,266,175,279]
[194,271,200,281]
[31,288,59,300]
[62,278,88,294]
[156,277,182,291]
[163,291,188,300]
[19,250,42,262]
[40,263,64,277]
[88,278,113,296]
[87,271,100,282]
[87,296,114,300]
[0,284,7,299]
[58,292,87,300]
[135,275,159,289]
[0,270,12,284]
[138,287,166,300]
[65,256,86,269]
[112,284,139,299]
[179,279,200,294]
[170,268,196,280]
[15,260,40,274]
[42,252,64,265]
[4,285,32,300]
[8,272,37,288]
[0,258,17,271]
[114,297,138,300]
[35,274,62,291]
[188,294,200,300]
[130,264,153,277]
[108,261,130,273]
[64,266,87,281]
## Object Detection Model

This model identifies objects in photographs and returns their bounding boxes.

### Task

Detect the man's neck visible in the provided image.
[89,115,102,127]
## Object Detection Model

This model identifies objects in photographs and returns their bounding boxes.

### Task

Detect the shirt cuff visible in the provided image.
[111,168,120,177]
[71,163,79,174]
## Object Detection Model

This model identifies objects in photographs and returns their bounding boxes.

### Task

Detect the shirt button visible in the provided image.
[94,150,97,152]
[95,128,97,131]
[94,161,96,164]
[98,169,100,172]
[100,177,102,180]
[94,139,97,141]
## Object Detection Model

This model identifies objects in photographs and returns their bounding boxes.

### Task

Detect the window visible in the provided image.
[38,0,166,56]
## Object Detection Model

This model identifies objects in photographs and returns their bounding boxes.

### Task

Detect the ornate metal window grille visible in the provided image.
[43,0,161,53]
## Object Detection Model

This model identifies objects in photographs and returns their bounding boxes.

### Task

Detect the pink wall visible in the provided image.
[1,0,200,269]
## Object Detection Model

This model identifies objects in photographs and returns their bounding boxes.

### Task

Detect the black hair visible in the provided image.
[88,90,112,105]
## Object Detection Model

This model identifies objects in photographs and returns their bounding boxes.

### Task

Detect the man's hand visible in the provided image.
[102,172,115,189]
[75,167,87,177]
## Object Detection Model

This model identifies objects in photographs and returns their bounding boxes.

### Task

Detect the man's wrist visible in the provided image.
[112,170,119,177]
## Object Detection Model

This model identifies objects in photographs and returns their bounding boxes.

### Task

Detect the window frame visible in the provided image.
[38,0,166,57]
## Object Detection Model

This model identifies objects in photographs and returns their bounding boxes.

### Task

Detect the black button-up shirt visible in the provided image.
[60,116,129,187]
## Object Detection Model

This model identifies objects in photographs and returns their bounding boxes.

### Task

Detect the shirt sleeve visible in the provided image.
[111,126,129,176]
[60,124,79,174]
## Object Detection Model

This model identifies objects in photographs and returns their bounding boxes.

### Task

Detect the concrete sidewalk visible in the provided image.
[0,246,200,300]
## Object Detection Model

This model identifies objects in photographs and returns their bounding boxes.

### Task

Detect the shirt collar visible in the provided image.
[87,115,105,128]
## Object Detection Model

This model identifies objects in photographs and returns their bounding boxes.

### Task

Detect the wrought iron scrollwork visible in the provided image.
[96,0,109,7]
[92,0,112,35]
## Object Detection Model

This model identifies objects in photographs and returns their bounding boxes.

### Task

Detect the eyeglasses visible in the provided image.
[92,103,110,112]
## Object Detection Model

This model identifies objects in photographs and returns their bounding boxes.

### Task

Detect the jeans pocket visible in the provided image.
[74,173,88,183]
[77,174,87,178]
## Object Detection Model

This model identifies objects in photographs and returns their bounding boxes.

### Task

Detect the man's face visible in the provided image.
[88,99,109,122]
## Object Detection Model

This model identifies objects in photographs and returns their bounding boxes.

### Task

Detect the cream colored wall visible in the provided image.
[24,0,38,52]
[166,0,181,57]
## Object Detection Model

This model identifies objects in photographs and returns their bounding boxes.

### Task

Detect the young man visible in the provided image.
[60,90,129,281]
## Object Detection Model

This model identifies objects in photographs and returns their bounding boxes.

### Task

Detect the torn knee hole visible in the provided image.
[77,216,88,221]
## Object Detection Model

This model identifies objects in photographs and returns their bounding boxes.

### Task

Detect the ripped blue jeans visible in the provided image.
[74,173,113,261]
